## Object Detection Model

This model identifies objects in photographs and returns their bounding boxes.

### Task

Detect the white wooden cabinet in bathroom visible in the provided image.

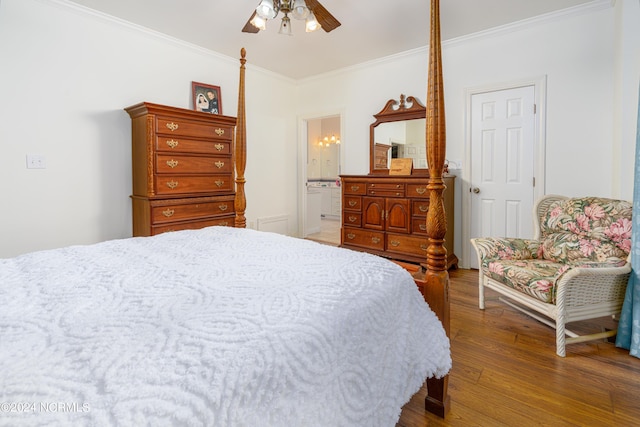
[320,187,341,218]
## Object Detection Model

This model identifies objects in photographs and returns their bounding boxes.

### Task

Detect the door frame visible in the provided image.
[297,110,345,238]
[461,76,547,268]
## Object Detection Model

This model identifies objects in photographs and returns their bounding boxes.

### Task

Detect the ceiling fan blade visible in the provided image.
[242,11,260,33]
[307,0,341,33]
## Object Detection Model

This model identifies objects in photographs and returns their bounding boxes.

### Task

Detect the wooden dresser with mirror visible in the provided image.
[340,95,457,268]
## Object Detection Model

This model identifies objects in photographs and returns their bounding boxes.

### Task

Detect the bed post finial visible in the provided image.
[423,0,451,418]
[235,48,247,228]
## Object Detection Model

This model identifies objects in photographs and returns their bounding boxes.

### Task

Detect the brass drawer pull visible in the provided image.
[166,180,179,189]
[396,192,401,196]
[419,205,428,212]
[166,159,179,168]
[166,139,179,148]
[348,215,357,223]
[350,185,360,191]
[218,204,228,211]
[215,128,225,136]
[215,180,224,187]
[215,161,225,169]
[166,122,179,131]
[420,244,428,251]
[219,221,229,226]
[419,224,427,231]
[390,240,400,247]
[347,233,356,240]
[214,143,224,151]
[348,200,357,207]
[162,209,175,217]
[396,184,401,188]
[372,237,381,244]
[416,187,427,195]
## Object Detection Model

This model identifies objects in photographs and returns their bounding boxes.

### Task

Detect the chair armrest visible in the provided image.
[555,262,632,306]
[471,237,541,263]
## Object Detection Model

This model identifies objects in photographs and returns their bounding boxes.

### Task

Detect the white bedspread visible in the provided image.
[0,227,450,426]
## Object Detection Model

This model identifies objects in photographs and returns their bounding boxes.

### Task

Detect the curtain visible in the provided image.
[615,88,640,358]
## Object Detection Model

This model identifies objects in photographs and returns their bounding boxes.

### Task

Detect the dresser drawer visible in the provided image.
[343,182,367,195]
[342,212,362,227]
[151,198,234,224]
[155,174,233,195]
[367,182,405,197]
[411,217,428,235]
[152,216,235,235]
[343,196,362,211]
[157,117,233,140]
[412,199,430,216]
[342,228,384,251]
[407,183,430,198]
[386,233,429,258]
[156,154,232,174]
[156,137,231,155]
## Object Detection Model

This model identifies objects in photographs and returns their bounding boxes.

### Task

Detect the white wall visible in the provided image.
[296,1,638,265]
[0,0,298,258]
[1,0,637,261]
[614,0,640,199]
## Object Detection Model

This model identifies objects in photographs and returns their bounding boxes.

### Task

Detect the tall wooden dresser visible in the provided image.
[340,174,457,269]
[125,102,237,236]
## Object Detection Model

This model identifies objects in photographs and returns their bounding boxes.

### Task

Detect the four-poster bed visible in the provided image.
[0,1,451,423]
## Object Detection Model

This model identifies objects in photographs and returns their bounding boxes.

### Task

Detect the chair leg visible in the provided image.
[479,275,485,310]
[555,316,567,357]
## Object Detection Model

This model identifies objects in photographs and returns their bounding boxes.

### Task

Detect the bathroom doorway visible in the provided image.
[302,114,343,246]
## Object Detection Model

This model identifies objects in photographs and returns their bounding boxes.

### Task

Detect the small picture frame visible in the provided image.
[192,82,222,114]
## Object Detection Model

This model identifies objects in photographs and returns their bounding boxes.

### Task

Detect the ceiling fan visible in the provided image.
[242,0,341,35]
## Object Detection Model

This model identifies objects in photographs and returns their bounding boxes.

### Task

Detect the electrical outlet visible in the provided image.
[26,154,46,169]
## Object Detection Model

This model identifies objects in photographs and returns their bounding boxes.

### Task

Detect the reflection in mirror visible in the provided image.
[307,115,341,180]
[374,118,427,169]
[369,95,428,175]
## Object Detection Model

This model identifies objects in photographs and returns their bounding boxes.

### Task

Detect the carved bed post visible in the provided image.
[235,48,247,228]
[423,0,451,418]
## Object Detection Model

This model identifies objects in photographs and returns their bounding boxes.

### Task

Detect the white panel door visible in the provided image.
[469,85,536,268]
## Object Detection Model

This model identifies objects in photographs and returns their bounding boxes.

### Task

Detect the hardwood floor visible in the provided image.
[398,268,640,427]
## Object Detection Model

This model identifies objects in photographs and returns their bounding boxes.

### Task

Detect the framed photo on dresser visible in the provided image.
[192,81,222,115]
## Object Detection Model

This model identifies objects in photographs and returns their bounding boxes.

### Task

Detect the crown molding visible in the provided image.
[300,0,615,83]
[443,0,615,48]
[36,0,296,83]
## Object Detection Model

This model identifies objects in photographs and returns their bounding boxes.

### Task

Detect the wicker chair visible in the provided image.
[471,195,632,357]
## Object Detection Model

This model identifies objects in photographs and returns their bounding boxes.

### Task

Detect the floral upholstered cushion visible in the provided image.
[472,237,541,262]
[482,258,567,303]
[481,257,628,304]
[539,197,632,263]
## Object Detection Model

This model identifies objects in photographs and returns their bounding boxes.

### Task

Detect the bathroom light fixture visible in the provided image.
[318,134,340,147]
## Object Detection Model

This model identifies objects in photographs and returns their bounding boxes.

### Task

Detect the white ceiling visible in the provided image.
[68,0,595,80]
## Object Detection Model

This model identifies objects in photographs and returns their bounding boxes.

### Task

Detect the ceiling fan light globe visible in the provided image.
[305,12,321,32]
[256,0,278,20]
[278,16,292,35]
[291,0,310,20]
[250,15,267,30]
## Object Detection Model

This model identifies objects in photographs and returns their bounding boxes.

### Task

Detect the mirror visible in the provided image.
[307,115,341,180]
[370,95,428,175]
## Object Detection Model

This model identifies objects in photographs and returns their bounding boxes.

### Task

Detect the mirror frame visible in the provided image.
[369,94,428,176]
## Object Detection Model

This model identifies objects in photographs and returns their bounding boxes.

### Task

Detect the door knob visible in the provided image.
[473,187,480,194]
